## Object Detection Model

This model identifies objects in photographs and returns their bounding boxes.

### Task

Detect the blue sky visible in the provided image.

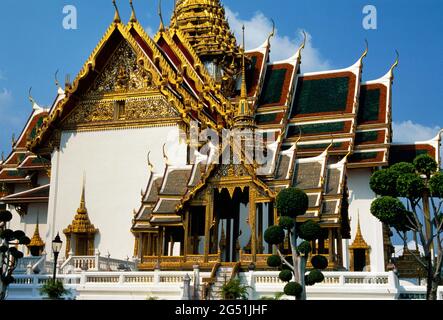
[0,0,442,156]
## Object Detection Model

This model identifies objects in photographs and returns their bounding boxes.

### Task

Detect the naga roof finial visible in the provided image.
[388,50,399,80]
[162,143,170,165]
[359,39,369,62]
[129,0,137,23]
[28,87,42,111]
[112,0,121,24]
[267,19,276,45]
[147,151,154,172]
[158,0,165,31]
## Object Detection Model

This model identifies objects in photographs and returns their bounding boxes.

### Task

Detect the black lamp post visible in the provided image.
[51,233,63,282]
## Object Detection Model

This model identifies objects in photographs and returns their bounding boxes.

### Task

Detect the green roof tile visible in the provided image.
[292,76,350,117]
[287,122,346,137]
[259,68,287,105]
[358,88,380,123]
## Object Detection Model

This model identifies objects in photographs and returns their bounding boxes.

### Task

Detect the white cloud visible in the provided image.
[392,121,441,143]
[225,7,330,72]
[145,26,155,37]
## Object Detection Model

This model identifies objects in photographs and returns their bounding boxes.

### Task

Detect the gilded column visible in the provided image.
[249,188,257,262]
[204,188,213,262]
[183,210,189,256]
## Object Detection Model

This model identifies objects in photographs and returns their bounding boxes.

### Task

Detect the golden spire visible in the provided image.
[162,143,170,165]
[240,25,247,100]
[350,213,369,249]
[28,216,45,249]
[63,175,98,235]
[129,0,137,23]
[112,0,121,24]
[171,0,239,60]
[78,173,87,214]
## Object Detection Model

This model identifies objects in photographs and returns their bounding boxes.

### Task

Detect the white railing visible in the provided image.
[60,255,136,273]
[6,270,443,300]
[14,256,42,273]
[252,271,394,286]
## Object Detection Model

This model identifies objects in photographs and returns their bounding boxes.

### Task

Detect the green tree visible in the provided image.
[264,188,328,300]
[369,155,443,300]
[0,210,31,300]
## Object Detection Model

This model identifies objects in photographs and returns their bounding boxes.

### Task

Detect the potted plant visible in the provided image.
[220,279,250,300]
[40,280,70,300]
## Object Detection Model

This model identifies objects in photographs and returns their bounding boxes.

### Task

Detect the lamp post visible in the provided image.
[52,233,63,282]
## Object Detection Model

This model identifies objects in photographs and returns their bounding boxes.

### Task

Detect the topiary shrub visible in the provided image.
[264,225,285,245]
[397,173,425,200]
[307,269,324,284]
[220,279,249,300]
[0,210,12,222]
[311,255,328,270]
[390,162,416,176]
[370,196,406,225]
[413,154,437,178]
[298,220,321,241]
[276,188,309,217]
[279,216,295,230]
[430,172,443,198]
[297,241,312,255]
[370,169,398,197]
[267,255,281,268]
[279,270,293,282]
[284,281,303,297]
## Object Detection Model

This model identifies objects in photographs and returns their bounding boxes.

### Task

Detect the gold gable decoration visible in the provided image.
[63,183,98,235]
[86,41,154,96]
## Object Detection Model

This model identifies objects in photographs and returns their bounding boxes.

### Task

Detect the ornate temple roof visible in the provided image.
[171,0,239,62]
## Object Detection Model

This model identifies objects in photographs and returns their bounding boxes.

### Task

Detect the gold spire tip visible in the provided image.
[129,0,137,23]
[113,0,121,23]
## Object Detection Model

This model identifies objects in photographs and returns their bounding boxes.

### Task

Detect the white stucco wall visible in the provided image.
[346,168,385,272]
[46,125,187,260]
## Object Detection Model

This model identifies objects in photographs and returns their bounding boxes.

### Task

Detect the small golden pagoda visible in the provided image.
[27,219,45,256]
[349,215,371,271]
[63,181,98,256]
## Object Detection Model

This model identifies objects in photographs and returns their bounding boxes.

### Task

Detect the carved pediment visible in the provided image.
[62,96,180,127]
[86,41,154,96]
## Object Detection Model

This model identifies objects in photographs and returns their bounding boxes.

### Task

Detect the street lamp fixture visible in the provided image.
[51,233,63,282]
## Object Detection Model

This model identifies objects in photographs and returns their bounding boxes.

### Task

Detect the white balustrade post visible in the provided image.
[339,274,345,285]
[247,270,255,300]
[32,275,39,299]
[193,265,200,300]
[94,249,100,271]
[80,273,87,285]
[119,273,125,285]
[26,263,33,275]
[154,265,160,285]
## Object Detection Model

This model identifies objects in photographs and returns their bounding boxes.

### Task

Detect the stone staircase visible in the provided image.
[208,266,233,300]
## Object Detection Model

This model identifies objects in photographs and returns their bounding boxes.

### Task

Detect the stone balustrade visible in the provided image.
[5,271,443,301]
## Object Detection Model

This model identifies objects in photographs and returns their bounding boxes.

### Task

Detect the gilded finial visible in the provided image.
[158,0,165,31]
[162,143,169,165]
[359,39,369,61]
[173,0,178,29]
[300,30,307,51]
[129,0,137,23]
[147,151,154,172]
[28,87,41,111]
[1,151,4,163]
[388,50,399,79]
[112,0,121,24]
[11,133,16,147]
[55,70,60,88]
[78,172,87,214]
[240,25,247,99]
[267,19,275,44]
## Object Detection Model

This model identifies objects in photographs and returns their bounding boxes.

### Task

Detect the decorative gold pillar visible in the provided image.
[204,188,213,262]
[249,188,257,262]
[183,210,189,256]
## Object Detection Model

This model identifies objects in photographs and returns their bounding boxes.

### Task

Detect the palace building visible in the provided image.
[1,0,441,298]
